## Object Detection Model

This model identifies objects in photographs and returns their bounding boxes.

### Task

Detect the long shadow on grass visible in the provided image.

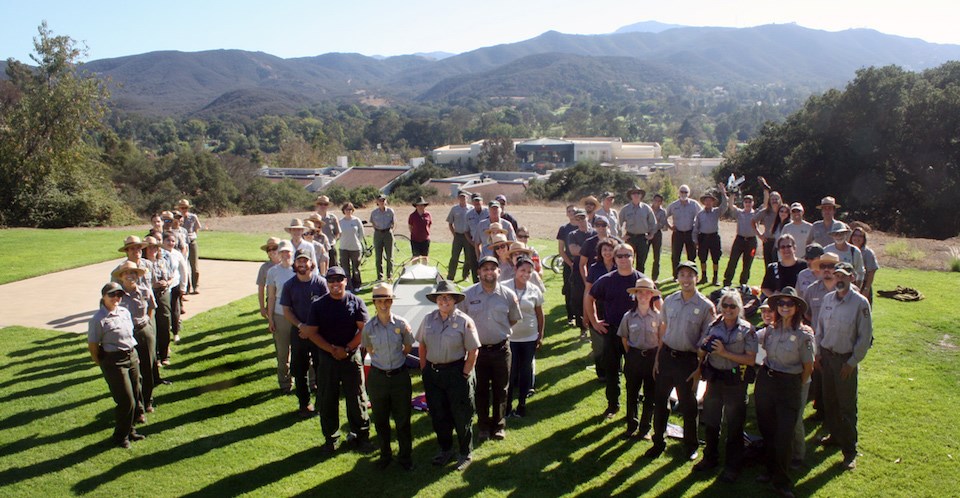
[153,367,274,407]
[180,447,320,497]
[173,324,266,355]
[0,357,92,388]
[0,432,112,487]
[0,415,108,459]
[72,402,289,494]
[171,337,274,370]
[0,392,105,432]
[0,372,101,404]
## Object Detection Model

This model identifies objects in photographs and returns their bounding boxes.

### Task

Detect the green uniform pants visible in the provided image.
[317,350,370,443]
[133,321,157,411]
[423,361,475,456]
[373,229,394,280]
[367,367,413,464]
[100,349,141,443]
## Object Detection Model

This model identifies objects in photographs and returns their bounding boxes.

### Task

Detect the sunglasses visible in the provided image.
[517,235,529,239]
[327,276,345,283]
[777,301,797,308]
[594,223,608,227]
[107,290,124,298]
[162,219,172,223]
[615,254,632,259]
[720,303,738,309]
[304,231,315,236]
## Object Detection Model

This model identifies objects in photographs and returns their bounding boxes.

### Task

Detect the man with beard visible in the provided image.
[815,262,872,471]
[458,256,521,441]
[300,266,372,454]
[281,250,329,416]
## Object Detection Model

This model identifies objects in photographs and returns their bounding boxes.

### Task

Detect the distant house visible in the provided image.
[431,137,662,169]
[257,166,346,193]
[322,165,412,194]
[423,171,538,202]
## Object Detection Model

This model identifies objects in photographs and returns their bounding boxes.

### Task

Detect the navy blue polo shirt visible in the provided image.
[280,274,329,322]
[306,292,369,347]
[589,269,644,329]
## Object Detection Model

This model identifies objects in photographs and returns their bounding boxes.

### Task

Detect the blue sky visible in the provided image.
[2,0,958,62]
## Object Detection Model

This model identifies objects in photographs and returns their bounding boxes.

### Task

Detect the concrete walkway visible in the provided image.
[0,259,262,333]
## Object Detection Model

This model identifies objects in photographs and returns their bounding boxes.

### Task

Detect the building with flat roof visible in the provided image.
[431,137,661,170]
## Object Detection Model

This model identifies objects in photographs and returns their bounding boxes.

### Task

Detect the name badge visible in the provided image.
[470,300,481,305]
[694,309,700,315]
[452,323,459,329]
[790,335,797,342]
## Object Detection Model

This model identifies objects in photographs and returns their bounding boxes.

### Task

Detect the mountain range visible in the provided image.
[18,23,959,117]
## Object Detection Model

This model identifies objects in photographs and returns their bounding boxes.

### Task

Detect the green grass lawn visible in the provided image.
[1,235,959,496]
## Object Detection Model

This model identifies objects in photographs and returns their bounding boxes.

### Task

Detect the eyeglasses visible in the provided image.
[779,244,794,249]
[327,276,345,283]
[266,247,279,252]
[615,254,632,259]
[720,303,738,310]
[107,291,124,298]
[777,301,797,308]
[304,231,315,236]
[594,223,607,227]
[820,264,836,270]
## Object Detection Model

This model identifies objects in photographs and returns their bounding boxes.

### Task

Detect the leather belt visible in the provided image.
[663,345,697,358]
[761,365,800,378]
[480,340,507,350]
[374,366,406,377]
[430,360,464,371]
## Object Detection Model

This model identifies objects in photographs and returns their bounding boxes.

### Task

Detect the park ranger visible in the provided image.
[666,185,703,279]
[458,256,522,441]
[362,282,415,471]
[619,186,657,274]
[446,191,472,282]
[370,194,396,281]
[815,263,873,471]
[417,279,480,471]
[114,261,157,421]
[646,261,715,460]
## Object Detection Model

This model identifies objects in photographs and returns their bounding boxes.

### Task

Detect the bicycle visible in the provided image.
[544,253,565,274]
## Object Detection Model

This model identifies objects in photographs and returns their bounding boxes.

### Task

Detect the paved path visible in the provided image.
[0,259,262,333]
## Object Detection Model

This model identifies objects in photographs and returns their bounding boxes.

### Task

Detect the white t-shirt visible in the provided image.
[265,264,295,316]
[505,279,544,342]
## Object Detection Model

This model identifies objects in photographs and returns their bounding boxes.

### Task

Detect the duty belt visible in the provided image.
[374,366,406,377]
[480,340,507,350]
[761,364,800,378]
[663,345,697,358]
[430,360,464,371]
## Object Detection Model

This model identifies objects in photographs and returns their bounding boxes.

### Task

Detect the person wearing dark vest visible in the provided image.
[362,282,415,471]
[693,290,757,483]
[645,261,715,460]
[88,282,146,449]
[300,266,371,455]
[417,280,480,472]
[585,243,644,419]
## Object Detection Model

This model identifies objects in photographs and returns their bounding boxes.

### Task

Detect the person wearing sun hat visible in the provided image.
[314,195,341,267]
[823,222,865,288]
[285,218,319,276]
[666,185,703,279]
[692,183,729,285]
[256,237,282,319]
[408,196,433,257]
[620,186,657,274]
[596,191,621,238]
[176,199,201,295]
[113,235,152,288]
[417,279,480,471]
[88,281,146,449]
[806,196,844,247]
[754,286,815,497]
[617,277,661,442]
[476,202,517,258]
[815,261,872,472]
[361,282,415,470]
[113,260,158,421]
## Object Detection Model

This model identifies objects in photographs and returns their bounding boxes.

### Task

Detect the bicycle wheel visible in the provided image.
[392,234,411,268]
[545,253,564,274]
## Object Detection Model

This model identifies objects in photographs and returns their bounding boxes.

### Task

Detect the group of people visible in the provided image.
[87,199,201,448]
[87,183,875,497]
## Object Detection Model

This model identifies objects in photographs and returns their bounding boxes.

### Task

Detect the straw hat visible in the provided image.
[303,220,316,231]
[284,218,306,233]
[260,237,282,251]
[412,196,430,207]
[581,195,599,207]
[814,252,840,270]
[627,185,646,196]
[507,241,533,257]
[371,282,395,300]
[817,196,840,209]
[143,235,161,248]
[315,195,331,205]
[828,222,852,235]
[426,280,465,304]
[177,199,191,209]
[488,233,510,249]
[484,222,508,236]
[627,277,661,296]
[111,261,146,279]
[118,235,147,253]
[160,210,175,220]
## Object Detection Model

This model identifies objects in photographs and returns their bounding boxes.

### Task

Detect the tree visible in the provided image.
[0,22,131,227]
[477,137,517,171]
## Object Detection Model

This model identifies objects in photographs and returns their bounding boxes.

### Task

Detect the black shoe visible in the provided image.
[623,429,638,440]
[128,432,146,442]
[320,439,340,455]
[842,453,857,470]
[603,406,619,419]
[353,438,376,454]
[455,454,473,471]
[687,449,699,461]
[375,457,391,469]
[692,458,718,472]
[516,405,527,418]
[643,444,665,459]
[158,379,173,385]
[117,438,131,449]
[719,468,739,483]
[432,450,455,466]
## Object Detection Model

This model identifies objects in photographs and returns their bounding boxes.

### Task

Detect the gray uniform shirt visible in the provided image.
[458,283,522,345]
[88,305,137,352]
[477,218,517,257]
[816,290,873,366]
[596,207,620,237]
[804,280,833,330]
[619,202,657,236]
[824,243,866,283]
[692,194,729,239]
[120,283,156,329]
[731,207,757,237]
[794,268,817,302]
[182,212,201,241]
[318,212,341,245]
[752,207,779,239]
[666,199,702,232]
[466,207,489,243]
[446,204,470,234]
[661,291,715,352]
[617,308,661,350]
[362,313,414,370]
[416,309,481,364]
[705,318,757,370]
[370,207,395,231]
[782,221,813,247]
[807,219,843,247]
[762,323,815,374]
[654,206,668,232]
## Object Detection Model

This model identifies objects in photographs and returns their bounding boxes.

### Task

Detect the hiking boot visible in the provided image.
[432,450,455,466]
